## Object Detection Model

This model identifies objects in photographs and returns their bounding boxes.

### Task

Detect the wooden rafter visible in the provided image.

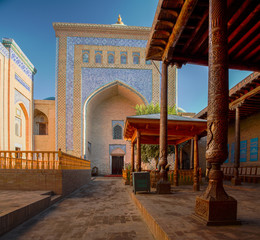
[162,0,198,61]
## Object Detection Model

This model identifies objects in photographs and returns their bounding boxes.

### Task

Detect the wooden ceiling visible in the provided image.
[195,72,260,120]
[146,0,260,71]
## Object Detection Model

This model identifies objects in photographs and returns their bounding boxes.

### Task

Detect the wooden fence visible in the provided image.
[0,149,90,170]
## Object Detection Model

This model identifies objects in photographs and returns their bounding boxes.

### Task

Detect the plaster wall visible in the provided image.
[34,100,56,151]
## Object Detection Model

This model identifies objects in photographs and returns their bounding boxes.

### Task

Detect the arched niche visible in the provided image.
[34,109,48,135]
[82,81,147,174]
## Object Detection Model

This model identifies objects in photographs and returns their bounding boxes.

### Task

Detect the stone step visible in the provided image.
[0,190,62,236]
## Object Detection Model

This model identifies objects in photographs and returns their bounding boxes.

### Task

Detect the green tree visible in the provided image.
[134,103,176,168]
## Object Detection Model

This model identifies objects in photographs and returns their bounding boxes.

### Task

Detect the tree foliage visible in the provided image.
[135,103,177,116]
[134,103,177,167]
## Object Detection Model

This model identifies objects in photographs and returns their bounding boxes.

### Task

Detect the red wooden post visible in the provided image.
[174,145,179,186]
[137,131,141,172]
[193,135,200,191]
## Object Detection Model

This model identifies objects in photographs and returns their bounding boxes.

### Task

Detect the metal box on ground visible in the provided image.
[133,172,150,194]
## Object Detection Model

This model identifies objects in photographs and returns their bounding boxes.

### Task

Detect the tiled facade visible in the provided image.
[53,21,177,174]
[0,38,36,151]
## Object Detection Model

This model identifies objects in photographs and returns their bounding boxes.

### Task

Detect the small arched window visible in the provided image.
[120,51,127,64]
[108,51,115,64]
[82,50,89,63]
[133,52,140,64]
[113,125,122,139]
[95,51,102,64]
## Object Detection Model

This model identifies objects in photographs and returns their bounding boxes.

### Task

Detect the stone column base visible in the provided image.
[231,177,241,186]
[156,180,171,194]
[195,195,240,226]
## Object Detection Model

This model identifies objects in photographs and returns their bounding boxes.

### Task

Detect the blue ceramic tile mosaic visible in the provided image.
[112,120,124,127]
[10,49,33,79]
[109,144,126,154]
[15,74,30,92]
[0,42,9,58]
[65,36,148,150]
[81,68,152,105]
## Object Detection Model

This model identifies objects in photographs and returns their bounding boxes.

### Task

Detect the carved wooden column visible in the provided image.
[130,141,135,186]
[231,106,241,185]
[174,145,179,186]
[205,161,212,182]
[193,135,200,191]
[190,139,194,169]
[157,61,171,194]
[195,0,238,225]
[137,131,141,172]
[180,147,183,169]
[131,141,135,172]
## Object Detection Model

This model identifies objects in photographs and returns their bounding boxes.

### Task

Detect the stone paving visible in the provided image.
[0,177,154,240]
[130,182,260,240]
[0,190,51,216]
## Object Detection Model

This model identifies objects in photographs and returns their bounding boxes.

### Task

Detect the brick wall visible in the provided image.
[0,169,91,195]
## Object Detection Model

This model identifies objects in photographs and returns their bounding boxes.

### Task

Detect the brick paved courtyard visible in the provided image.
[1,177,154,240]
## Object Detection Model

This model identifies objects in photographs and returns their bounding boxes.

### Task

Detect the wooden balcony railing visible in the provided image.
[0,149,90,170]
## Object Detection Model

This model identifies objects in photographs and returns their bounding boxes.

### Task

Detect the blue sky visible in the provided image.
[0,0,251,114]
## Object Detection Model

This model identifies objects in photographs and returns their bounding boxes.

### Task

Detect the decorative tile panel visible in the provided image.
[0,42,9,58]
[112,120,124,127]
[14,89,30,116]
[65,37,147,150]
[109,144,126,154]
[81,68,152,105]
[55,37,59,151]
[15,74,30,92]
[10,49,32,79]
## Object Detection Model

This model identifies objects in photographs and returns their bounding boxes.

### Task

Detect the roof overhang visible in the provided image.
[124,114,207,145]
[195,72,260,120]
[146,0,260,72]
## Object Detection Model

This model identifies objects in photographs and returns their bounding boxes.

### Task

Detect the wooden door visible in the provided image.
[112,156,124,175]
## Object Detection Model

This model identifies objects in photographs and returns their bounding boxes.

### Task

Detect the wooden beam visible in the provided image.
[175,136,193,145]
[131,129,138,143]
[243,44,260,61]
[228,4,260,44]
[227,0,252,31]
[137,128,203,137]
[157,20,175,28]
[229,22,260,56]
[153,30,171,38]
[161,8,179,18]
[168,54,260,71]
[151,39,167,46]
[191,30,208,55]
[182,10,208,52]
[162,0,198,61]
[229,86,260,109]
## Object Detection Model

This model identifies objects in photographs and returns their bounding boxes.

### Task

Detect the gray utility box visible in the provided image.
[133,172,150,194]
